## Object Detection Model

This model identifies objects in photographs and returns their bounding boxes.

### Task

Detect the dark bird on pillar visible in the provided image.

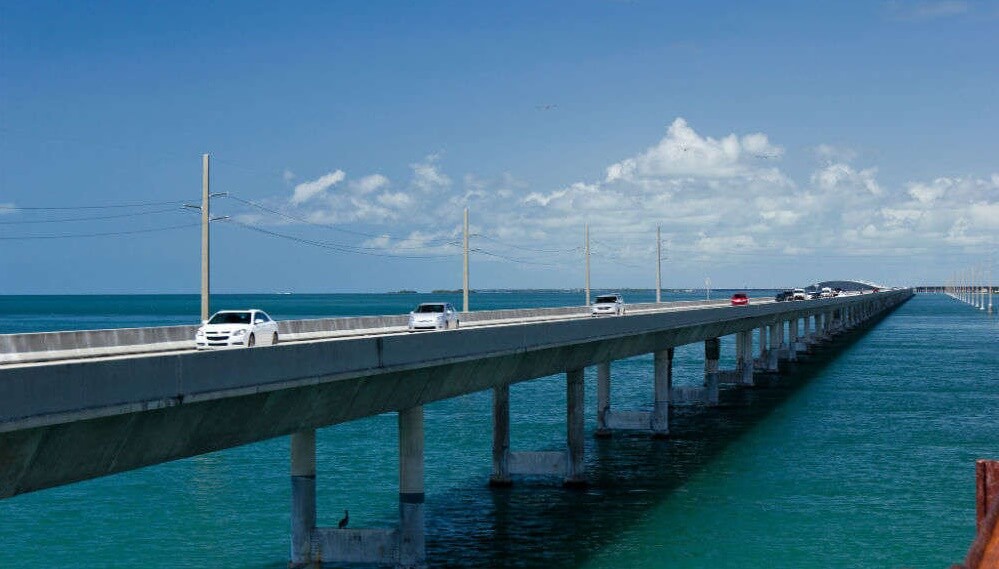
[338,510,349,529]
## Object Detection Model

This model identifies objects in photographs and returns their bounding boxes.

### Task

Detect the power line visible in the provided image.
[471,247,561,267]
[0,199,192,211]
[0,222,201,240]
[475,233,581,255]
[224,193,458,249]
[0,206,185,225]
[224,219,460,260]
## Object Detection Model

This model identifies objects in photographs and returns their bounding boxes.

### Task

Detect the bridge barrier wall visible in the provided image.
[0,295,794,364]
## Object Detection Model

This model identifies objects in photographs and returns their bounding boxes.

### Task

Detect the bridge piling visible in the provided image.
[565,369,586,488]
[651,348,672,438]
[766,323,780,372]
[489,386,512,486]
[290,429,316,567]
[499,370,588,486]
[594,362,612,438]
[398,406,426,567]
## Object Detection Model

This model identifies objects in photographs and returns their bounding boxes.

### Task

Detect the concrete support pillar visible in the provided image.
[290,430,317,567]
[740,331,755,385]
[704,338,720,405]
[788,318,799,361]
[766,323,780,371]
[398,406,426,567]
[595,362,611,437]
[651,348,672,437]
[490,385,511,486]
[565,369,586,487]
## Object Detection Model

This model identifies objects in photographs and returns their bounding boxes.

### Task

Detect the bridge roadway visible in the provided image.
[0,289,913,567]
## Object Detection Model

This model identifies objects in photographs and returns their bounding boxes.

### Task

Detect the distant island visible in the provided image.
[393,290,418,294]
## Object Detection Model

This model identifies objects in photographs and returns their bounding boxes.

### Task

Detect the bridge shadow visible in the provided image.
[415,315,893,569]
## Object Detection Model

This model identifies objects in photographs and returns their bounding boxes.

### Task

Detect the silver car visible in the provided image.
[195,309,279,349]
[591,294,625,316]
[408,302,459,331]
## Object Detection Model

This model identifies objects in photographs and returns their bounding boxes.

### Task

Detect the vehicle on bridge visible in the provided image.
[793,288,807,300]
[730,292,749,306]
[195,309,279,349]
[408,302,459,331]
[775,290,794,302]
[591,294,625,316]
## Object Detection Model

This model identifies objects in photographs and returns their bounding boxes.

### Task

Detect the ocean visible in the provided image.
[0,291,996,568]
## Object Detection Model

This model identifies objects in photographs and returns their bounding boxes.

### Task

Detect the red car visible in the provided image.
[730,292,749,306]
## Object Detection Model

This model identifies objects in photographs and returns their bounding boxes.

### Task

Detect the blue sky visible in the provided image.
[2,0,997,294]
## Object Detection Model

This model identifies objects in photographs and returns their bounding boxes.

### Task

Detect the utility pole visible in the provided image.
[201,153,210,322]
[463,207,469,313]
[656,225,662,303]
[705,276,711,301]
[585,223,591,306]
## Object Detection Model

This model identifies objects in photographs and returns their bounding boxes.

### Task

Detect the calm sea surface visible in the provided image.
[0,292,996,568]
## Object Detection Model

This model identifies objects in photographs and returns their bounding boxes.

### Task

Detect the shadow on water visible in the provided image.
[416,312,899,569]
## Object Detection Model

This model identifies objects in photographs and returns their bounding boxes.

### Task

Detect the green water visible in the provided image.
[0,292,995,567]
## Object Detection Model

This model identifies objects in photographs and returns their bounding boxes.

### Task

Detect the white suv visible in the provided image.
[591,294,625,316]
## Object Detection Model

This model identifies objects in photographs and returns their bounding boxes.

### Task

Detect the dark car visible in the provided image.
[775,290,794,302]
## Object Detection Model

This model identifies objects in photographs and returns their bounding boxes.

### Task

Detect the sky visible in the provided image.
[1,0,997,294]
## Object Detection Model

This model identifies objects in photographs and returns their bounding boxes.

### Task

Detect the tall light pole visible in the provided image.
[585,223,591,306]
[201,153,210,322]
[463,207,469,313]
[655,224,662,303]
[705,276,711,301]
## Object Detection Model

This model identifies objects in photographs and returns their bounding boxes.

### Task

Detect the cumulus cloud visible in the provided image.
[605,118,784,183]
[283,170,296,182]
[350,174,389,194]
[291,170,345,205]
[411,154,451,192]
[253,117,996,284]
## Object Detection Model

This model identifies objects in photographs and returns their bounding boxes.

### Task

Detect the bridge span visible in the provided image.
[0,289,913,567]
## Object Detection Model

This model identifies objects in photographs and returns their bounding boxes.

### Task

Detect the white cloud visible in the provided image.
[605,118,784,183]
[377,191,413,209]
[411,154,451,192]
[291,170,345,205]
[0,203,15,215]
[283,170,296,182]
[350,174,389,195]
[811,163,882,195]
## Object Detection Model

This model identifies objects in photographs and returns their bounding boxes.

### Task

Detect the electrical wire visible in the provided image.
[0,222,201,240]
[0,200,192,211]
[224,193,459,249]
[0,206,185,225]
[475,233,582,255]
[224,219,460,260]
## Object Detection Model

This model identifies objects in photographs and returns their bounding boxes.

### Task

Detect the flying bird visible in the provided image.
[338,510,349,529]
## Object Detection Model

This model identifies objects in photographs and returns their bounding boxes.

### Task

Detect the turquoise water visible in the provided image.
[0,292,996,567]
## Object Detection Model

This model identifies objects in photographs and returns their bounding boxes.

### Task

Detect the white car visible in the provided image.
[408,302,459,331]
[793,288,807,301]
[195,309,279,349]
[591,294,625,316]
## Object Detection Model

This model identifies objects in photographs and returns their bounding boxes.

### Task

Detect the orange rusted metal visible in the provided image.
[959,460,999,569]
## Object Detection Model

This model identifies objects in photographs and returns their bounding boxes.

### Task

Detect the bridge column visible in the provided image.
[787,318,799,361]
[756,327,767,369]
[704,338,720,405]
[565,369,586,488]
[490,385,511,486]
[740,331,755,385]
[651,348,672,437]
[595,362,611,437]
[766,323,780,372]
[398,406,426,568]
[290,429,316,567]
